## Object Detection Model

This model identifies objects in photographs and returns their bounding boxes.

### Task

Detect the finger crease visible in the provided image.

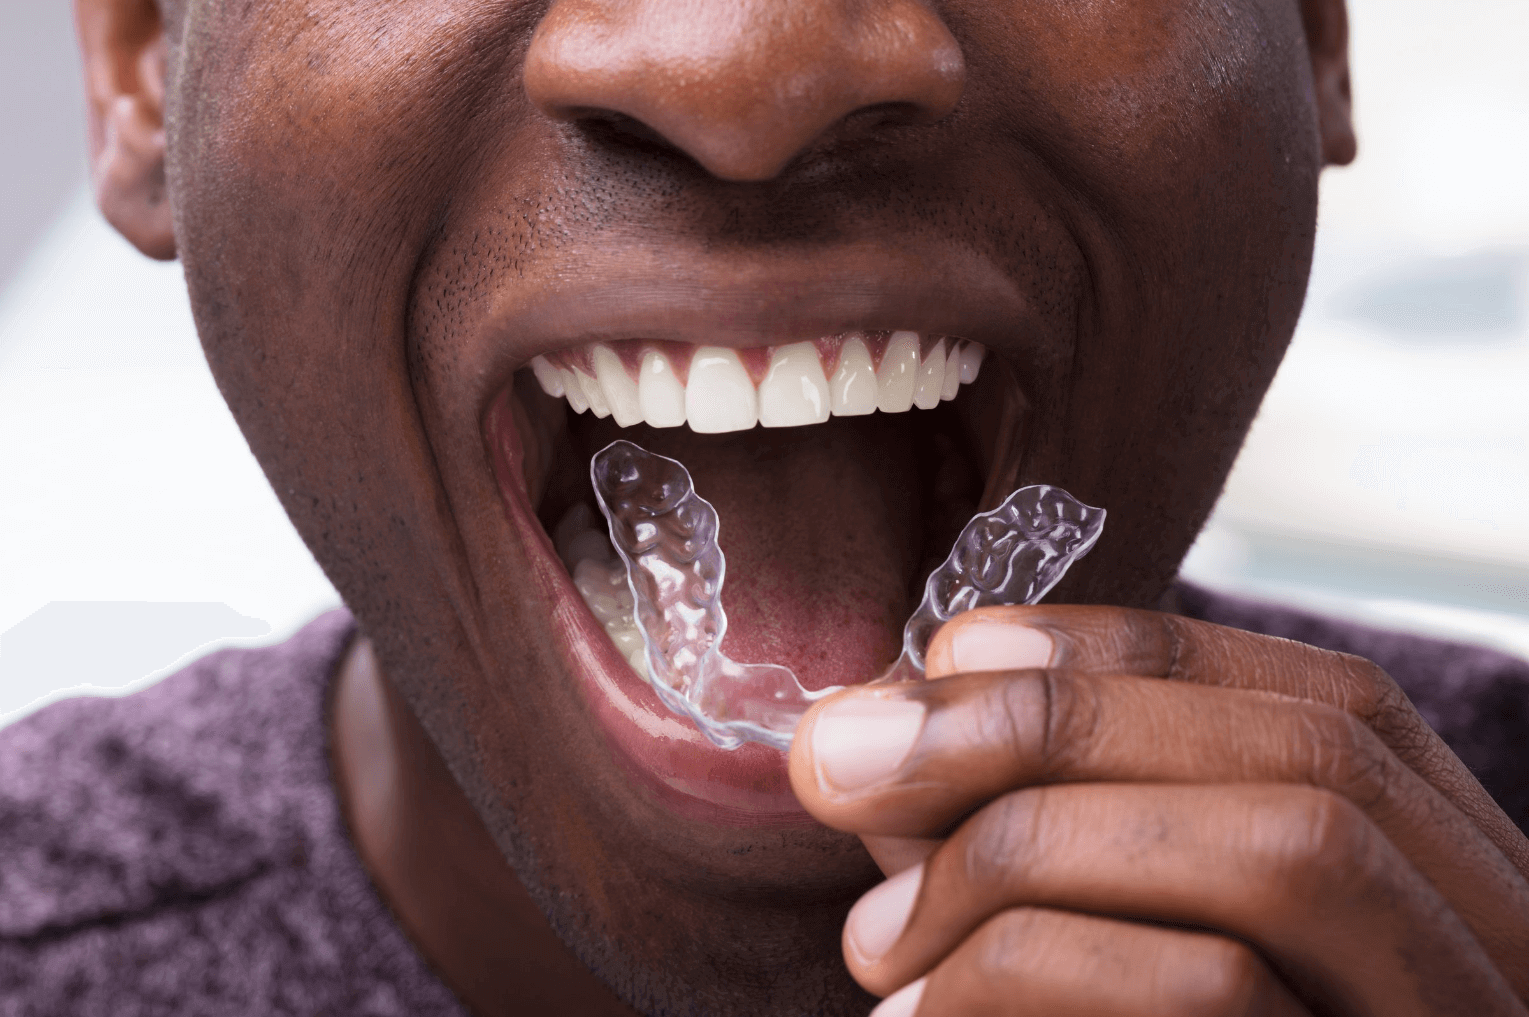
[1164,616,1187,681]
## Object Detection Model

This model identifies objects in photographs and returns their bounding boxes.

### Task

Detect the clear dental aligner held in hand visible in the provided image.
[591,440,1107,751]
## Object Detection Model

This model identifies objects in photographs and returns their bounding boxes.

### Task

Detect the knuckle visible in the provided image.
[977,674,1041,761]
[1331,651,1395,717]
[1259,788,1384,903]
[1173,937,1266,1017]
[958,788,1047,891]
[1299,703,1401,813]
[969,670,1101,777]
[1156,612,1191,678]
[1317,653,1449,782]
[1015,670,1099,774]
[1334,653,1419,739]
[1345,654,1441,755]
[969,907,1047,978]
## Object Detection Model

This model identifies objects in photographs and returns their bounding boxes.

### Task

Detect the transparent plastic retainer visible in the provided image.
[591,440,1107,751]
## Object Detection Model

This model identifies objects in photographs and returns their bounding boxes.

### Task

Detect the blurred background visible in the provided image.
[2,1,1526,725]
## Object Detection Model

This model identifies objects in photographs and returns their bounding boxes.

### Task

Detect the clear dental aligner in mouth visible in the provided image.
[585,440,1106,751]
[530,332,985,433]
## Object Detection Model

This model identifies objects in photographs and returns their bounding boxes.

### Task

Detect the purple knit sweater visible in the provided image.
[2,592,1526,1016]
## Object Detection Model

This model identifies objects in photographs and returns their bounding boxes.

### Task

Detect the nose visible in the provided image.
[523,0,965,182]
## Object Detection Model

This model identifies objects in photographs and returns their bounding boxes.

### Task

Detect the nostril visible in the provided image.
[850,101,945,134]
[524,0,966,183]
[586,112,667,145]
[573,111,690,159]
[573,103,926,174]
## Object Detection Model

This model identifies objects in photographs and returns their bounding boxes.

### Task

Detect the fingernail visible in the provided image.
[812,695,926,793]
[846,863,924,965]
[870,977,927,1017]
[950,620,1053,672]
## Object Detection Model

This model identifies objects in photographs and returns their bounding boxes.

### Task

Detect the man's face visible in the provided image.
[158,0,1337,1009]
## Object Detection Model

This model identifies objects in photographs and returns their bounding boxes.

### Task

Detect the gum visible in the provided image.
[592,439,1106,750]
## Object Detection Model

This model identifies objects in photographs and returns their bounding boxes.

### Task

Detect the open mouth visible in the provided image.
[485,330,1023,822]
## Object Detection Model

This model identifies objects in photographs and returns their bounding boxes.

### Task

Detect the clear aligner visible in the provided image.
[591,440,1106,751]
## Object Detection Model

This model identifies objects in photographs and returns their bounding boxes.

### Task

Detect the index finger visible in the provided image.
[926,604,1376,706]
[923,604,1529,873]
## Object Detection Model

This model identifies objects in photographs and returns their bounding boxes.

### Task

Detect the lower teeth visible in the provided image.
[566,440,1106,751]
[554,506,651,676]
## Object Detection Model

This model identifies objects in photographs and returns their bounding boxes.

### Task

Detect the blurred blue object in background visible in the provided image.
[1333,250,1524,339]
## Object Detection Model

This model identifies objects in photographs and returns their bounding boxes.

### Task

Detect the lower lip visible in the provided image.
[486,387,814,825]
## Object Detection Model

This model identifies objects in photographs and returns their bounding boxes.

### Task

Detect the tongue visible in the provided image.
[582,415,931,690]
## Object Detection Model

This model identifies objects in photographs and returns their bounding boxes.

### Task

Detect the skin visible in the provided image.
[73,0,1529,1013]
[793,608,1529,1014]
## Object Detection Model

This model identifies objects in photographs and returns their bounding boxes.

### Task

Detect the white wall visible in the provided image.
[1181,0,1529,657]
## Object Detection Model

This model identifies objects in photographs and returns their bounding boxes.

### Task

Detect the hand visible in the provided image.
[788,605,1529,1016]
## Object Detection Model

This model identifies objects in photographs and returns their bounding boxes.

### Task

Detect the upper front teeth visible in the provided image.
[758,342,829,428]
[529,333,985,433]
[686,346,760,433]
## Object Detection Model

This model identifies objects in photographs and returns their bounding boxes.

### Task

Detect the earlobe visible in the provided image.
[96,82,176,260]
[77,0,176,260]
[1301,0,1357,167]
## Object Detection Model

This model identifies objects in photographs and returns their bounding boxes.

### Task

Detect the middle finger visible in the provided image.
[789,672,1529,965]
[846,782,1516,1013]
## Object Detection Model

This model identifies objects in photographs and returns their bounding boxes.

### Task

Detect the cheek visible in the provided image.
[953,0,1317,214]
[167,1,543,470]
[944,0,1320,602]
[163,3,552,643]
[952,0,1321,411]
[170,2,536,345]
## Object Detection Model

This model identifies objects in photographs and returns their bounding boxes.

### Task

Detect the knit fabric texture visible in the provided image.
[2,590,1526,1015]
[0,610,466,1017]
[1178,585,1529,829]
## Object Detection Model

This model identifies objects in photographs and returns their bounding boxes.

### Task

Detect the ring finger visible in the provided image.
[870,906,1308,1017]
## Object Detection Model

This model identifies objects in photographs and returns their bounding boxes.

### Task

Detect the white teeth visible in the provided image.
[759,341,831,428]
[876,330,920,414]
[578,370,612,418]
[607,624,645,658]
[574,558,633,624]
[830,336,878,416]
[555,502,648,679]
[941,342,962,401]
[531,355,565,398]
[638,349,687,428]
[531,334,986,432]
[959,341,985,384]
[593,345,643,427]
[685,346,759,433]
[561,368,591,413]
[913,337,946,410]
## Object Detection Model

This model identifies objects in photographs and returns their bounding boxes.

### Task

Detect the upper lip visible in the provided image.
[462,239,1063,417]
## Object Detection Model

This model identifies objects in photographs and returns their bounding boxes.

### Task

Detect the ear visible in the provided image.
[1299,0,1357,167]
[75,0,176,259]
